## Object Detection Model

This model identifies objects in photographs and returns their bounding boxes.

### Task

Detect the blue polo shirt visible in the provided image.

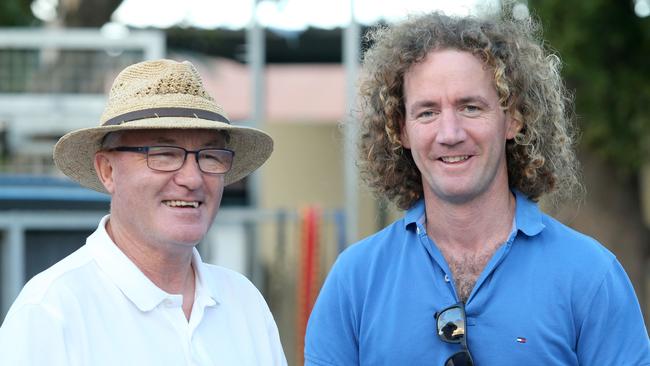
[305,191,650,365]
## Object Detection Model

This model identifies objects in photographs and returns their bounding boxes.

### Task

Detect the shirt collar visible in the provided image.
[512,189,545,237]
[404,199,426,229]
[192,249,222,305]
[402,190,545,237]
[88,215,221,311]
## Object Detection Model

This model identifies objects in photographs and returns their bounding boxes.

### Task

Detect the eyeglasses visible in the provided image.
[108,146,234,174]
[435,302,474,366]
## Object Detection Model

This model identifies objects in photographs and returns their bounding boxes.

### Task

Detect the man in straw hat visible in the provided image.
[305,8,649,366]
[0,59,287,365]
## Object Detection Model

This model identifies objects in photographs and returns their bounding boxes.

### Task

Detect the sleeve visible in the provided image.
[0,303,71,366]
[576,258,650,365]
[304,254,360,366]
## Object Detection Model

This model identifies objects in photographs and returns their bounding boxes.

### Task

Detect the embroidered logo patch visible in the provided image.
[516,337,527,344]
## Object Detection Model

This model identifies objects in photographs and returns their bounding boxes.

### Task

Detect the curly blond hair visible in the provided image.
[358,10,582,210]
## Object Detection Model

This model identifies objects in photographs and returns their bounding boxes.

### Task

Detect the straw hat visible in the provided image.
[53,59,273,193]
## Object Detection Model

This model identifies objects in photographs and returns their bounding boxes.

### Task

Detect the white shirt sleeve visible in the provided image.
[0,303,71,366]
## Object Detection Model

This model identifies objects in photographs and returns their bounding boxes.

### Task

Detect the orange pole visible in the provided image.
[296,206,320,365]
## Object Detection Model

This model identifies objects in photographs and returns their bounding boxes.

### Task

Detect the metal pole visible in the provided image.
[247,0,265,208]
[246,0,265,286]
[1,225,25,317]
[343,0,360,246]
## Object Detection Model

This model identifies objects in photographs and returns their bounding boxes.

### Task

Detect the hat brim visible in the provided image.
[53,117,273,193]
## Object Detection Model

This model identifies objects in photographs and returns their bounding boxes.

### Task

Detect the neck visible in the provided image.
[424,187,516,252]
[105,218,195,295]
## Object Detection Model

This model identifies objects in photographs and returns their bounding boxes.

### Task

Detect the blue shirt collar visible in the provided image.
[402,189,545,237]
[512,189,545,236]
[404,199,426,229]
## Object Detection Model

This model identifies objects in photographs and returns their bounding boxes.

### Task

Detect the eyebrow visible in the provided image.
[407,100,440,116]
[456,96,490,107]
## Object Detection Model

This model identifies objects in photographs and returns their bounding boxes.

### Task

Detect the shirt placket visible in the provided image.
[415,223,459,303]
[415,220,519,306]
[465,233,517,305]
[186,294,217,365]
[161,295,194,365]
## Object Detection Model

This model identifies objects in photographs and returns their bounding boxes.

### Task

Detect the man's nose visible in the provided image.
[435,109,467,146]
[173,153,203,188]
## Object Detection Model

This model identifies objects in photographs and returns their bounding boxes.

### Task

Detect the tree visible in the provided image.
[0,0,38,26]
[57,0,123,27]
[530,0,650,173]
[0,0,123,28]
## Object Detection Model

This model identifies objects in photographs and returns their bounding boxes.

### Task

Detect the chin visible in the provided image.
[179,231,207,243]
[433,185,482,204]
[162,226,208,246]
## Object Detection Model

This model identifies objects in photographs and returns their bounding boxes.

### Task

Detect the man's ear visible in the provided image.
[399,118,411,148]
[94,152,116,194]
[506,109,523,140]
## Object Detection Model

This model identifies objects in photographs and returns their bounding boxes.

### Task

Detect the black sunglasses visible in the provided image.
[435,302,474,366]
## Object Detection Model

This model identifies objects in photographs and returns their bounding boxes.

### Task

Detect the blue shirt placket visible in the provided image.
[414,218,518,306]
[414,221,459,304]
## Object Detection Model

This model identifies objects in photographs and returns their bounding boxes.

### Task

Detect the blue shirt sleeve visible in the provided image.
[305,253,360,366]
[576,258,650,365]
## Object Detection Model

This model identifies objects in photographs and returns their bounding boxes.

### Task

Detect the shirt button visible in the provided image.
[416,227,421,235]
[444,274,450,282]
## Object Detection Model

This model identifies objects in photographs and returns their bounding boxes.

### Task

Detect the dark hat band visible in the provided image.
[102,107,230,126]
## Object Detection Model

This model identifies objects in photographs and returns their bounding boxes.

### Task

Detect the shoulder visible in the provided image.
[515,191,611,260]
[200,262,256,287]
[337,217,409,268]
[321,217,411,296]
[536,213,615,268]
[1,244,97,338]
[514,192,617,279]
[528,213,633,311]
[199,263,267,304]
[8,245,95,310]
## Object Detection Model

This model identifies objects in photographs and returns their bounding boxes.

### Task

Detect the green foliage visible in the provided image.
[530,0,650,173]
[0,0,39,26]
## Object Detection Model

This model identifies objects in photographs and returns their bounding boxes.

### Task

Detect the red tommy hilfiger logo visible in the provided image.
[516,337,527,344]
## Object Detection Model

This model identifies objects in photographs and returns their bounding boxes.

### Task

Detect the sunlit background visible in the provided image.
[31,0,491,29]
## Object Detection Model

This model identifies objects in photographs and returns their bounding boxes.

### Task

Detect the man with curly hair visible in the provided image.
[305,10,649,366]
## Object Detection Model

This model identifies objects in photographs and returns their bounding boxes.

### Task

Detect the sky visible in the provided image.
[111,0,493,30]
[30,0,649,30]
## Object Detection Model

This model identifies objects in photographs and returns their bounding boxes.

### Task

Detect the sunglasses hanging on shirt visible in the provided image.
[435,302,475,366]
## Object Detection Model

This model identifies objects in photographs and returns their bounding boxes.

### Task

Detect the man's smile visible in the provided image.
[439,155,471,163]
[162,200,201,208]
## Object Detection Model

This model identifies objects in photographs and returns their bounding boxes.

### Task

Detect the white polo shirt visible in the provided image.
[0,216,287,366]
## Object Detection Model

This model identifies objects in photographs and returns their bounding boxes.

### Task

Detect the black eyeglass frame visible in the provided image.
[107,146,235,175]
[435,302,475,366]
